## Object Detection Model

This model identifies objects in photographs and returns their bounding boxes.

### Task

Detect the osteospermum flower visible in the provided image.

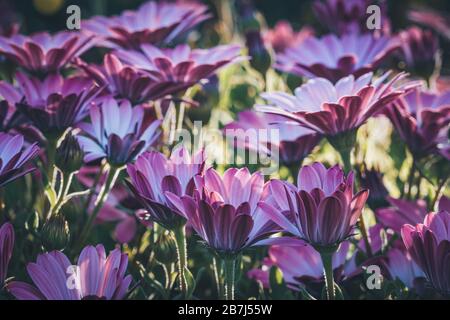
[258,72,411,137]
[408,9,450,41]
[264,21,314,53]
[399,26,439,79]
[358,167,389,210]
[224,110,321,166]
[166,167,280,254]
[77,98,161,166]
[385,247,425,290]
[0,72,100,136]
[7,244,132,300]
[248,241,355,289]
[313,0,390,35]
[114,44,243,92]
[0,222,14,287]
[0,31,94,74]
[401,210,450,296]
[385,87,450,159]
[77,54,190,104]
[126,145,205,230]
[259,162,369,248]
[0,133,39,187]
[276,33,398,83]
[376,197,428,233]
[82,1,209,50]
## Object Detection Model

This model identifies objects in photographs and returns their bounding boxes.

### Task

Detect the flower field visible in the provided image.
[0,0,449,301]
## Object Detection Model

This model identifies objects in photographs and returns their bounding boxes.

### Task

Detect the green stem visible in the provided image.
[49,171,74,218]
[46,138,58,184]
[82,162,106,214]
[431,177,448,210]
[78,166,121,247]
[173,225,189,299]
[223,257,236,300]
[339,148,352,174]
[406,159,416,199]
[213,257,223,299]
[319,251,335,300]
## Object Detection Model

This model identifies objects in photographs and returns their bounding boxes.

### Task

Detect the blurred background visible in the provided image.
[4,0,450,75]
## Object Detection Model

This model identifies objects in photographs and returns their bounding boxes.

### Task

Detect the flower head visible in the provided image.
[77,98,161,166]
[7,244,132,300]
[82,1,210,50]
[358,167,389,210]
[264,21,314,53]
[385,247,425,290]
[399,26,439,79]
[385,87,450,159]
[126,145,205,230]
[248,241,354,289]
[114,44,243,92]
[0,31,94,74]
[408,9,450,42]
[224,110,321,166]
[401,210,450,295]
[276,33,398,83]
[0,222,14,287]
[77,54,190,104]
[0,72,100,136]
[259,162,369,248]
[0,133,39,187]
[376,197,428,233]
[166,167,279,255]
[258,72,411,136]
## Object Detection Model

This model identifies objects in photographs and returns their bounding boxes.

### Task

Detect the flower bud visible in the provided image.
[41,214,70,251]
[154,230,178,264]
[55,131,84,173]
[246,31,272,76]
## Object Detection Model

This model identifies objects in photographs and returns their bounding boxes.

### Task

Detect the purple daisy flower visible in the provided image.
[385,87,450,160]
[402,210,450,296]
[258,72,412,137]
[248,241,355,289]
[258,162,369,248]
[0,132,39,187]
[114,44,243,93]
[166,167,280,254]
[0,72,100,136]
[77,98,161,166]
[399,26,439,79]
[77,53,194,104]
[376,197,428,233]
[385,247,425,290]
[276,33,398,83]
[7,244,132,300]
[126,145,205,230]
[82,1,210,50]
[264,21,314,54]
[0,31,94,74]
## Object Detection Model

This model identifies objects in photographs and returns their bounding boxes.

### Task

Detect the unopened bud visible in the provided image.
[55,131,84,173]
[41,214,70,251]
[246,31,272,76]
[154,230,178,264]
